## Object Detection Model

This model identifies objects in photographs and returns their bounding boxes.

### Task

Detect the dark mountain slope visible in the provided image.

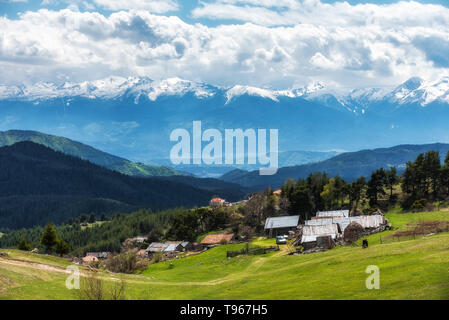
[0,142,240,230]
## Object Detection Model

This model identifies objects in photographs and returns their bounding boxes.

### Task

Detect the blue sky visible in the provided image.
[1,0,449,89]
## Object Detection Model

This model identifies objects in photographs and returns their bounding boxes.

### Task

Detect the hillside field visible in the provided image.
[1,211,449,300]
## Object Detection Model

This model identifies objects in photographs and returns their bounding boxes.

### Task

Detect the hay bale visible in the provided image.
[344,222,364,242]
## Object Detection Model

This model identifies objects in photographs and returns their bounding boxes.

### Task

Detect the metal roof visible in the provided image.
[264,215,300,230]
[146,242,169,252]
[301,223,339,243]
[305,218,333,226]
[358,215,384,228]
[316,210,349,218]
[163,244,179,252]
[181,241,190,247]
[301,215,385,239]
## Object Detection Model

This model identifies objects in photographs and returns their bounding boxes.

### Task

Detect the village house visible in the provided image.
[86,252,110,260]
[166,241,192,252]
[146,242,169,254]
[131,236,147,243]
[273,189,282,196]
[299,210,387,250]
[82,255,99,263]
[209,197,226,208]
[200,233,234,247]
[136,249,148,258]
[313,210,350,219]
[264,215,300,238]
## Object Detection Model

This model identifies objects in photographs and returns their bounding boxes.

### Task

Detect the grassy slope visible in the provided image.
[2,211,449,300]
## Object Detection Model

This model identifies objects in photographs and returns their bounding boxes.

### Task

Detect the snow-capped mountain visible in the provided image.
[1,75,449,165]
[0,76,218,102]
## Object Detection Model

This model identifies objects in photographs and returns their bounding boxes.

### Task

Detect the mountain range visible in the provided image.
[1,76,449,172]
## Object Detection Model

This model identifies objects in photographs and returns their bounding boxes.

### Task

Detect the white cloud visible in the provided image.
[92,0,178,13]
[0,1,448,90]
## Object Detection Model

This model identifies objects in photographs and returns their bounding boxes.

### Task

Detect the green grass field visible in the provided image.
[2,210,449,300]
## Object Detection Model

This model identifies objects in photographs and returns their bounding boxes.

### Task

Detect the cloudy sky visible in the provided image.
[1,0,449,90]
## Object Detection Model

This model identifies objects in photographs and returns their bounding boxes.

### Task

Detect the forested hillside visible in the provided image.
[0,142,242,230]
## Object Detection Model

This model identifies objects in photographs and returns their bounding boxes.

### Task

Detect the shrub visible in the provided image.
[79,275,126,300]
[410,199,427,212]
[152,251,163,263]
[103,251,148,273]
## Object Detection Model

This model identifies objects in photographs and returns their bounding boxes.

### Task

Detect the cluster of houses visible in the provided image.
[135,233,235,261]
[265,210,388,251]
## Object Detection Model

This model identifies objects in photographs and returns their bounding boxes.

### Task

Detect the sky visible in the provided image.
[1,0,449,89]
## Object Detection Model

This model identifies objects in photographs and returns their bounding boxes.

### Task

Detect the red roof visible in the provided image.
[273,189,282,195]
[210,197,225,203]
[201,233,234,245]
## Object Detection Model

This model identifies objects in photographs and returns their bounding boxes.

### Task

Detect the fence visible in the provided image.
[379,233,425,244]
[226,245,279,258]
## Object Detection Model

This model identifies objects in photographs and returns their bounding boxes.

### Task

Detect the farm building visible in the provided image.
[180,241,193,251]
[136,249,148,258]
[146,242,169,253]
[82,255,99,263]
[210,197,226,207]
[201,233,234,247]
[301,223,340,249]
[314,210,349,219]
[131,236,147,243]
[299,214,386,250]
[265,215,300,237]
[86,252,110,259]
[306,215,385,234]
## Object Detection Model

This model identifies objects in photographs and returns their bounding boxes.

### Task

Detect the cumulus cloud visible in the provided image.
[92,0,178,13]
[0,1,448,89]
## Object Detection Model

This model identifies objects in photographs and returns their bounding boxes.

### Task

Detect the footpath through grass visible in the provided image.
[2,210,449,299]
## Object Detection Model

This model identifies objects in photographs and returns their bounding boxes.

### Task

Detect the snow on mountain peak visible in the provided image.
[0,76,217,102]
[1,76,449,109]
[387,76,449,106]
[225,81,327,103]
[147,77,216,102]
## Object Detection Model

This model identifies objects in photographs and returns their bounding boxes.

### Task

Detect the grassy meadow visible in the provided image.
[1,210,449,300]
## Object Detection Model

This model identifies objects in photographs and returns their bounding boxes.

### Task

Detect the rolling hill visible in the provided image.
[1,210,449,300]
[0,141,245,230]
[0,130,180,177]
[220,143,449,190]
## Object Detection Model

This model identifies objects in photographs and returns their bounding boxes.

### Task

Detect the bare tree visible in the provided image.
[79,274,127,300]
[79,275,104,300]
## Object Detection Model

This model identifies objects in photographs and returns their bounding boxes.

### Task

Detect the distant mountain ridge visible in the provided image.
[152,150,339,177]
[0,130,180,177]
[220,143,449,190]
